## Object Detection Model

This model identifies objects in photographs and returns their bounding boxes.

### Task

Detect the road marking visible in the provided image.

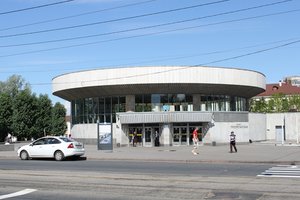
[0,189,37,199]
[258,165,300,178]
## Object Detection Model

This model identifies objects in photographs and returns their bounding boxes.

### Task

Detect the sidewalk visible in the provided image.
[1,142,300,164]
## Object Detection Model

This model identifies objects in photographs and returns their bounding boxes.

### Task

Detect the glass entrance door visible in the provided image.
[173,127,180,146]
[144,127,153,147]
[181,127,187,145]
[129,127,143,147]
[173,127,188,146]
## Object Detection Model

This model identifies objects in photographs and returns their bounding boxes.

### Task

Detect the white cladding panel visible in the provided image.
[53,66,265,93]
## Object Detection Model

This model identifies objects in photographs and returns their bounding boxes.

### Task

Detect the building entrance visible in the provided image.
[129,127,142,147]
[144,127,159,147]
[129,126,160,147]
[173,127,188,146]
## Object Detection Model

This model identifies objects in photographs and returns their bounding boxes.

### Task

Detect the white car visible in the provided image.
[17,136,85,161]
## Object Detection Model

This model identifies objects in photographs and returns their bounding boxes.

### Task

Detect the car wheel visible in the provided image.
[54,150,64,161]
[20,150,29,160]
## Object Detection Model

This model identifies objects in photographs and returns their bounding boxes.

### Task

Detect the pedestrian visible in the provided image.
[229,131,237,153]
[192,127,199,155]
[132,131,137,147]
[155,131,160,147]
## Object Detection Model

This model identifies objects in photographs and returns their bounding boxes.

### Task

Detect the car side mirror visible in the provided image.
[29,144,33,146]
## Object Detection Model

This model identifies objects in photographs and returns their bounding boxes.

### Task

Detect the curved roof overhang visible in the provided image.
[52,66,266,101]
[53,83,264,100]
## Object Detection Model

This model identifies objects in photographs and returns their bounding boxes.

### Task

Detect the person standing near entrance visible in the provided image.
[154,131,160,147]
[229,131,237,153]
[192,127,199,155]
[132,131,137,147]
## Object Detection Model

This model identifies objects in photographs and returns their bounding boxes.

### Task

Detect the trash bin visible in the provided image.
[212,141,216,146]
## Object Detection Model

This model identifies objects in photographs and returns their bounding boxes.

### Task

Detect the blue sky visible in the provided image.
[0,0,299,107]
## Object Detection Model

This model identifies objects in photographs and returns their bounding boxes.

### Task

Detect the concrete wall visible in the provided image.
[266,113,300,142]
[249,113,266,141]
[208,122,249,144]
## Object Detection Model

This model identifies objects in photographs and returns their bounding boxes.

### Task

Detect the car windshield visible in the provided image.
[59,137,75,142]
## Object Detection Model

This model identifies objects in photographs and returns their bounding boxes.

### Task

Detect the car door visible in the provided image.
[28,138,47,157]
[45,138,62,157]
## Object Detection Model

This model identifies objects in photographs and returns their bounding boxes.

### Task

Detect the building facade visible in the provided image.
[252,78,300,143]
[52,66,266,146]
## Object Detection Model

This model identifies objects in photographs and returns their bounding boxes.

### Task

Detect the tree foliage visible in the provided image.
[250,93,300,113]
[11,89,37,140]
[0,75,31,97]
[51,102,67,136]
[0,75,67,141]
[0,93,13,141]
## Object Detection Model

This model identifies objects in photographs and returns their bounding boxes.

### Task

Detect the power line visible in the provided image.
[0,0,231,38]
[0,8,298,57]
[0,0,292,39]
[0,0,157,32]
[0,9,299,48]
[27,38,300,86]
[0,0,75,16]
[0,37,297,72]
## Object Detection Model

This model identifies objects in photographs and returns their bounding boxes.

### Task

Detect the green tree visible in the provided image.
[11,89,37,140]
[31,94,53,139]
[0,93,13,141]
[250,94,300,113]
[288,95,300,112]
[51,102,67,136]
[0,75,31,97]
[250,97,267,113]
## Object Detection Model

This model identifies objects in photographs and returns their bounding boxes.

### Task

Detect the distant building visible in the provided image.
[252,76,300,144]
[285,76,300,87]
[255,79,300,100]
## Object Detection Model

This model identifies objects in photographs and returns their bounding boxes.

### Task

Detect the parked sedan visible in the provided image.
[17,136,85,161]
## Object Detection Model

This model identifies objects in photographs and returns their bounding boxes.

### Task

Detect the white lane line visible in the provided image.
[0,189,37,200]
[257,174,300,178]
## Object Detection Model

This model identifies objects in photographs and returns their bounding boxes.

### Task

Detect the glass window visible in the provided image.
[99,115,105,123]
[47,138,61,144]
[105,97,111,114]
[135,95,143,112]
[60,137,74,142]
[151,94,161,112]
[33,138,46,145]
[119,96,126,112]
[112,97,119,113]
[105,114,111,123]
[99,98,104,114]
[144,94,152,112]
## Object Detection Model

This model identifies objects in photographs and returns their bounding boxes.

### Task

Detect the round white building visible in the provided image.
[52,66,266,147]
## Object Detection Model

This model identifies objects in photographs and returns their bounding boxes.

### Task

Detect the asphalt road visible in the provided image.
[1,160,300,200]
[0,159,271,176]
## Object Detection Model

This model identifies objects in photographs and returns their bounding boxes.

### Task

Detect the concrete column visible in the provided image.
[193,94,201,111]
[161,124,172,146]
[126,95,135,112]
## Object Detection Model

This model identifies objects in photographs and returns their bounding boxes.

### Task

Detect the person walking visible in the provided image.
[192,127,199,155]
[229,131,237,153]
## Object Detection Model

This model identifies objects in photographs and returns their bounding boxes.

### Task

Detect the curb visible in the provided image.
[2,154,300,165]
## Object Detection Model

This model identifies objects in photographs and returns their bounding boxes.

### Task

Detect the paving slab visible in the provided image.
[1,142,300,164]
